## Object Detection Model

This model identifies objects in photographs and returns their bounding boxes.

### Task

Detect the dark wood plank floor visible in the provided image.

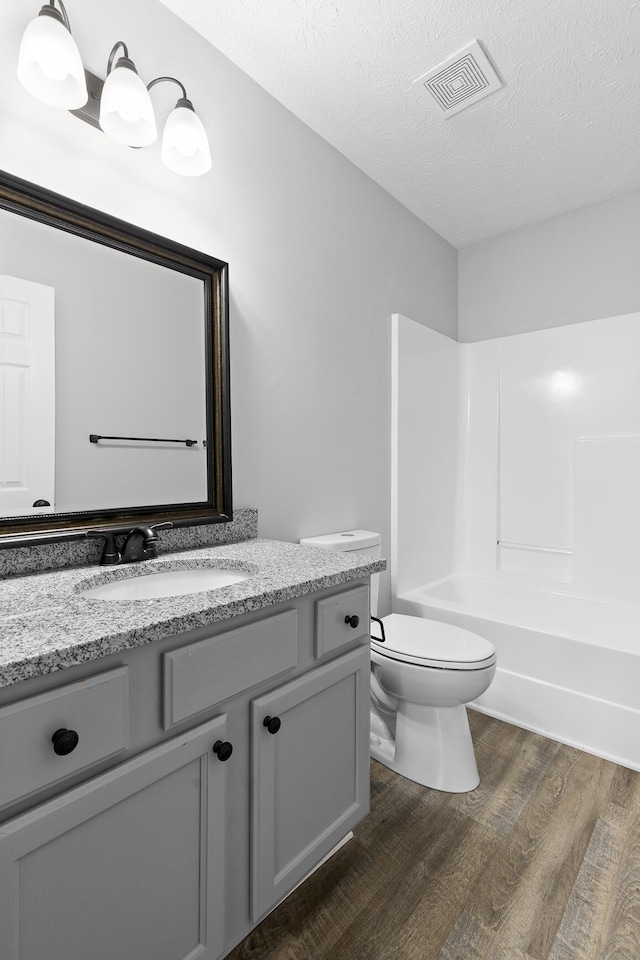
[227,711,640,960]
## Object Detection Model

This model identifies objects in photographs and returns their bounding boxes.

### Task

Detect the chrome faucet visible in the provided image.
[86,522,173,565]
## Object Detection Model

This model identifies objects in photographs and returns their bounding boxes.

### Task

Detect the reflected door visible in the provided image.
[0,275,55,516]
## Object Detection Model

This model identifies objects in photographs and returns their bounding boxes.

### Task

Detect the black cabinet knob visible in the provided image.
[51,728,79,756]
[212,740,233,762]
[263,716,281,735]
[345,615,360,629]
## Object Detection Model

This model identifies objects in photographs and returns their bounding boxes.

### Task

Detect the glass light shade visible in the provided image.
[161,105,211,177]
[99,63,157,147]
[17,12,88,110]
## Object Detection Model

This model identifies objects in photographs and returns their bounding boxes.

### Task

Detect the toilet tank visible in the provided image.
[299,530,381,615]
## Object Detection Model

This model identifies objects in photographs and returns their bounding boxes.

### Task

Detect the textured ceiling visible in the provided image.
[159,0,640,247]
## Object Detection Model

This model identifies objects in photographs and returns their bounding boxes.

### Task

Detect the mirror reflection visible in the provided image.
[0,172,231,544]
[0,207,207,516]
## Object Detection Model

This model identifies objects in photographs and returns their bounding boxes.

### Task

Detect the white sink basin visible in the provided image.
[81,567,252,601]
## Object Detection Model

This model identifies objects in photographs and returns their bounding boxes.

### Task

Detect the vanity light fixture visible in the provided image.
[149,77,212,178]
[17,0,87,110]
[99,42,157,148]
[17,0,212,176]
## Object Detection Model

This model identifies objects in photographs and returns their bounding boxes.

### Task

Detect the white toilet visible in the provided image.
[300,530,496,793]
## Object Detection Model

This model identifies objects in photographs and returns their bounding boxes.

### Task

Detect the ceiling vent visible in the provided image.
[413,40,503,117]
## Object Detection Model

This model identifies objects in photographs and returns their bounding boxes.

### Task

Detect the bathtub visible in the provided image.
[395,575,640,771]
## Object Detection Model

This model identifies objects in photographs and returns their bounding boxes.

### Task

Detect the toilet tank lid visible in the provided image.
[300,529,381,551]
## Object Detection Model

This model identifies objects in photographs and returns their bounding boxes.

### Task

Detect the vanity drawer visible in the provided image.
[0,667,129,809]
[163,609,298,728]
[314,584,370,657]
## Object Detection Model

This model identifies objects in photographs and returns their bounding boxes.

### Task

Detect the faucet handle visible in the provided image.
[145,521,172,557]
[86,529,120,565]
[150,521,173,536]
[121,521,173,563]
[134,521,173,546]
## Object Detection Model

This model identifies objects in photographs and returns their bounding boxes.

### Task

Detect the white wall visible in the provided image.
[458,190,640,342]
[0,0,457,608]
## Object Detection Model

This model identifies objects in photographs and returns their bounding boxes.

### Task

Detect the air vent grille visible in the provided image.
[413,40,503,117]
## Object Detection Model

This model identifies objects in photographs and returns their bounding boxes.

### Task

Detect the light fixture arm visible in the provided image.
[106,41,131,74]
[147,76,190,106]
[44,0,71,31]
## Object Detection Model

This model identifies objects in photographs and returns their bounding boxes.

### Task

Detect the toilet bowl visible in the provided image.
[370,614,496,792]
[299,530,497,794]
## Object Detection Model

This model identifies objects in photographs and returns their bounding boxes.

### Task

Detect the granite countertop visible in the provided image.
[0,539,385,688]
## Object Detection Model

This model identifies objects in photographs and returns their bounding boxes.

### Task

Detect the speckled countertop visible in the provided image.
[0,539,385,688]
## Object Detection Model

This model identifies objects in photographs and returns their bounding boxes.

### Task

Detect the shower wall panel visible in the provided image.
[463,311,640,597]
[393,310,640,603]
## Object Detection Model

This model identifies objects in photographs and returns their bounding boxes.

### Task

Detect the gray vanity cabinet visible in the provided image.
[0,714,229,960]
[251,645,370,920]
[0,579,372,960]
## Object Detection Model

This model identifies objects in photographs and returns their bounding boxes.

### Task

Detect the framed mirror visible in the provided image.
[0,170,231,547]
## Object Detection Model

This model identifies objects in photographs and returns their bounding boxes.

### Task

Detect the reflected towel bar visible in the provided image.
[89,434,198,447]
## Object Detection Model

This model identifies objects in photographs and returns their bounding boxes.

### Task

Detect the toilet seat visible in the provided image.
[371,614,496,671]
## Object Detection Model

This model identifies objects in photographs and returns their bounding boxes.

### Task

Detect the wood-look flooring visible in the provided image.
[228,711,640,960]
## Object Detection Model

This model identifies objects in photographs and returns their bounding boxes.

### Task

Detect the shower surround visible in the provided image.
[391,311,640,770]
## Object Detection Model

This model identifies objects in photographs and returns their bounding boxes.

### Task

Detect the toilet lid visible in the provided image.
[370,614,496,670]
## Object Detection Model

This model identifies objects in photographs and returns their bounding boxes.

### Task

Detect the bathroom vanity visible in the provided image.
[0,538,383,960]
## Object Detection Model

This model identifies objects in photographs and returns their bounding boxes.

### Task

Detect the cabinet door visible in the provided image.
[251,645,370,920]
[0,716,230,960]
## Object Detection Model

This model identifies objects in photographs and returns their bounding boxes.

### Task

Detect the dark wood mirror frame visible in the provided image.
[0,170,231,548]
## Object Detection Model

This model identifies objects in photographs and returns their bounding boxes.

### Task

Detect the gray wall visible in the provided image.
[458,190,640,342]
[0,0,457,608]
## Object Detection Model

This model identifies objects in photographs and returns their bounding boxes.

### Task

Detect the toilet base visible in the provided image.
[370,702,480,793]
